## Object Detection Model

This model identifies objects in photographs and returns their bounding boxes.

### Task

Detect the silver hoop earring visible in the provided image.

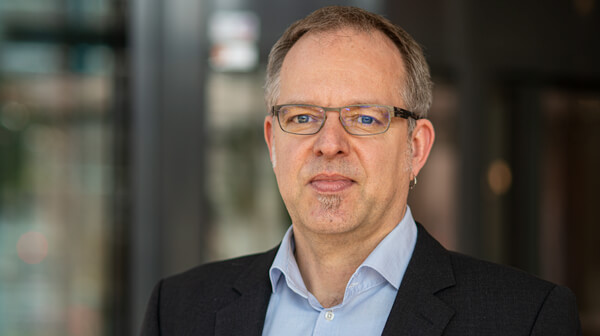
[410,176,418,190]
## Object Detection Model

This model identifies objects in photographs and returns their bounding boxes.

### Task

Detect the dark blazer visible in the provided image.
[141,224,582,335]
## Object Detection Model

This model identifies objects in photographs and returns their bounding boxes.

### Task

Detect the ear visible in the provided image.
[410,119,435,177]
[264,114,275,161]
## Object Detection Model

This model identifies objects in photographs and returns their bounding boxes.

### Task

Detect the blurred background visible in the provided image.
[0,0,598,335]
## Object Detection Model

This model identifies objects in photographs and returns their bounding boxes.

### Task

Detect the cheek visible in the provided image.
[270,143,277,168]
[364,142,410,184]
[273,140,302,182]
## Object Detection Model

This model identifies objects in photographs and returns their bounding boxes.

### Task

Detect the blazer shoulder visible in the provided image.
[162,247,278,293]
[442,250,580,333]
[447,250,555,294]
[406,224,580,335]
[141,248,278,334]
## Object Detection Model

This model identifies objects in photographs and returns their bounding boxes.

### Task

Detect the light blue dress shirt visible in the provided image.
[262,206,418,336]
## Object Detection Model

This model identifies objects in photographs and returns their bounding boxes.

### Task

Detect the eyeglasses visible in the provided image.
[272,104,421,136]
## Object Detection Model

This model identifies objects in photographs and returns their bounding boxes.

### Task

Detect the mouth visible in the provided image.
[309,174,355,193]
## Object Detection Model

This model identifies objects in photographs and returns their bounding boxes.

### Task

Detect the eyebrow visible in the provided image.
[278,100,389,107]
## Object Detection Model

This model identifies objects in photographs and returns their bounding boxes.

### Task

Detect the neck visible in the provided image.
[292,223,395,308]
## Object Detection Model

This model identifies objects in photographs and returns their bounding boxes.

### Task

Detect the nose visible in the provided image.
[312,111,350,157]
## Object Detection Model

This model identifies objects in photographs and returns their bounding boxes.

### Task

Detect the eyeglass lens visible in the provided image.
[277,105,392,135]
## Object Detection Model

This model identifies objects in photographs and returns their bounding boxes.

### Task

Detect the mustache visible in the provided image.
[303,159,360,179]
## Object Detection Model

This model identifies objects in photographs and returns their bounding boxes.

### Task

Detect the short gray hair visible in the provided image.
[265,6,433,131]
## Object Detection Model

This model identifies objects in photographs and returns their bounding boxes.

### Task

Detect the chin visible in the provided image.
[303,211,359,235]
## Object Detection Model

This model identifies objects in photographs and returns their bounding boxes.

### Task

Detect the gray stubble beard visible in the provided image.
[317,194,342,211]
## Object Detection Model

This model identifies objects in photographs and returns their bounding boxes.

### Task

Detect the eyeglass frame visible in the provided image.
[271,104,422,136]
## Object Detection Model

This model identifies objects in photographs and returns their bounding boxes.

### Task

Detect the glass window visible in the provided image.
[0,2,122,335]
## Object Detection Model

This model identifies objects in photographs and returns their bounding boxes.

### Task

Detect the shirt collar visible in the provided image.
[269,225,309,297]
[358,206,417,289]
[268,206,418,293]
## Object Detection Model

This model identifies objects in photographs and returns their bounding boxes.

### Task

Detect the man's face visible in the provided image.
[265,29,425,240]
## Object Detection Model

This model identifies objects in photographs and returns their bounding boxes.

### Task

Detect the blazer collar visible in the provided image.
[382,223,456,336]
[214,247,278,336]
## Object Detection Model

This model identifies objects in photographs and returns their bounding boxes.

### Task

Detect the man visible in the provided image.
[141,6,581,335]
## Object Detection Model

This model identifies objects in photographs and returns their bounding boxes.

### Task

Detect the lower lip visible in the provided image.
[310,179,353,193]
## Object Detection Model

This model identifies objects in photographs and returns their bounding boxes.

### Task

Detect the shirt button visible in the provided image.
[324,310,334,321]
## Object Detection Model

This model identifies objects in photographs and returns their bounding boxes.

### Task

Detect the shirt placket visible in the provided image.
[312,308,338,336]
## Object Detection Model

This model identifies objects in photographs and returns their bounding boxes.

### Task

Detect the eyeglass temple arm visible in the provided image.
[393,107,421,120]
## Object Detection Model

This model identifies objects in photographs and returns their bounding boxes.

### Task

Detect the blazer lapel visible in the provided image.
[382,224,456,336]
[215,248,278,336]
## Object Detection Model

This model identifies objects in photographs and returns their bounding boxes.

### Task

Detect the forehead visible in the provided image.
[278,28,406,106]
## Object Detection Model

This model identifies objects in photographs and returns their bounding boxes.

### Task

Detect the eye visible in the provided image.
[358,115,375,125]
[293,114,312,123]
